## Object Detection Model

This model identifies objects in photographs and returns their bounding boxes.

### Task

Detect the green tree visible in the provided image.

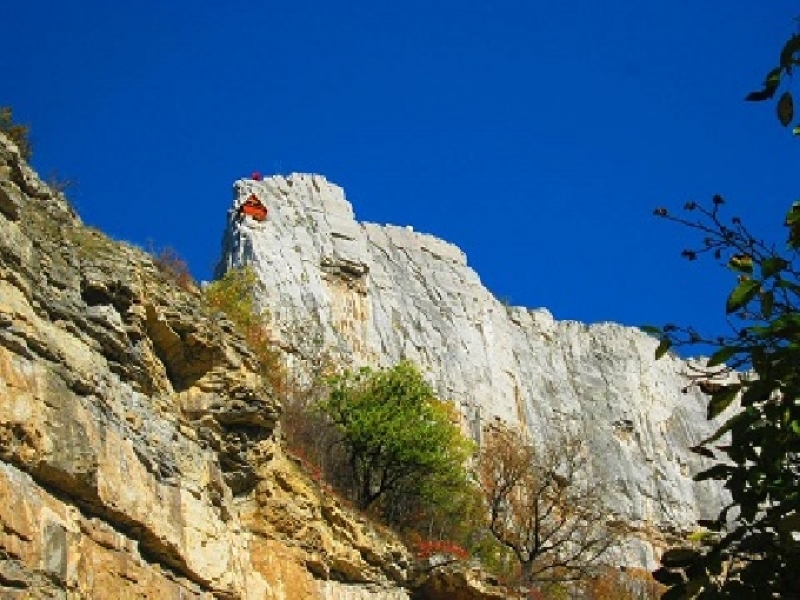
[0,106,32,161]
[319,361,475,515]
[648,30,800,600]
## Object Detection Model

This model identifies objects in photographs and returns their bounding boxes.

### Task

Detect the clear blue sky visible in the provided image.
[3,1,798,340]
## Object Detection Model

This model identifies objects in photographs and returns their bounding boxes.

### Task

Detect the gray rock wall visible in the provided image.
[217,174,727,567]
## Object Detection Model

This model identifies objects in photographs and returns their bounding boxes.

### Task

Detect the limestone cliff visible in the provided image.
[218,174,728,567]
[1,134,515,599]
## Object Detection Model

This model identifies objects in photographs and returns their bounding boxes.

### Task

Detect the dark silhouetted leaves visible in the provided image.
[653,567,685,586]
[707,386,739,419]
[695,464,734,482]
[777,92,794,126]
[745,67,781,102]
[660,583,689,600]
[761,256,788,278]
[697,519,722,531]
[785,201,800,228]
[654,24,800,597]
[759,290,774,318]
[779,34,800,70]
[639,324,663,337]
[689,444,715,459]
[739,379,774,407]
[706,345,739,367]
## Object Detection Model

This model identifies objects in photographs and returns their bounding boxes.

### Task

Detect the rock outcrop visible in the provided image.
[1,136,271,597]
[0,121,725,597]
[3,134,512,599]
[218,174,728,567]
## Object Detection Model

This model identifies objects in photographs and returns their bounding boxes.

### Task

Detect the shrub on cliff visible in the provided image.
[319,361,475,522]
[204,266,284,391]
[0,106,32,161]
[152,246,196,291]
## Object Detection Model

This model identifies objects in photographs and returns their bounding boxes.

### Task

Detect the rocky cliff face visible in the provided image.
[1,134,516,599]
[218,174,728,567]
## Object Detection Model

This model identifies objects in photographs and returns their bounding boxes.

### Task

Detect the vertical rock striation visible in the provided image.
[218,174,728,566]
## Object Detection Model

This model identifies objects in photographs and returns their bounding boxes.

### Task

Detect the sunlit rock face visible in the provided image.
[218,174,728,566]
[0,133,427,600]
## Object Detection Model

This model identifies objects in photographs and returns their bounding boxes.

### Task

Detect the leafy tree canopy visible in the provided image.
[320,360,475,513]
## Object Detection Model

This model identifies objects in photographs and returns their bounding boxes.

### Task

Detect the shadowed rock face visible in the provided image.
[218,174,729,566]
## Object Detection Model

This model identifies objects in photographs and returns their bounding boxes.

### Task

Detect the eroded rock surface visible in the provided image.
[0,134,445,599]
[218,174,728,566]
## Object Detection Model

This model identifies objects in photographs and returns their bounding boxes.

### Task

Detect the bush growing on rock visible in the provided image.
[152,246,196,291]
[319,361,476,525]
[203,266,285,392]
[0,106,32,160]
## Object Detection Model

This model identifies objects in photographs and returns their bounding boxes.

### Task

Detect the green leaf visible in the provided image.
[777,91,794,126]
[761,256,788,278]
[707,346,739,367]
[655,338,672,360]
[726,279,760,314]
[785,201,800,226]
[708,387,739,419]
[775,279,800,294]
[727,254,753,274]
[765,66,783,86]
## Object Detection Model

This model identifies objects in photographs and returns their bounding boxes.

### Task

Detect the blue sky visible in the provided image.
[3,1,798,340]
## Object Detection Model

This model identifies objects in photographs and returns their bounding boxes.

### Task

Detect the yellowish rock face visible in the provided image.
[0,133,452,600]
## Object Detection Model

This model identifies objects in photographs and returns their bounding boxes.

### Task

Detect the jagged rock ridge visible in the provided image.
[218,173,728,566]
